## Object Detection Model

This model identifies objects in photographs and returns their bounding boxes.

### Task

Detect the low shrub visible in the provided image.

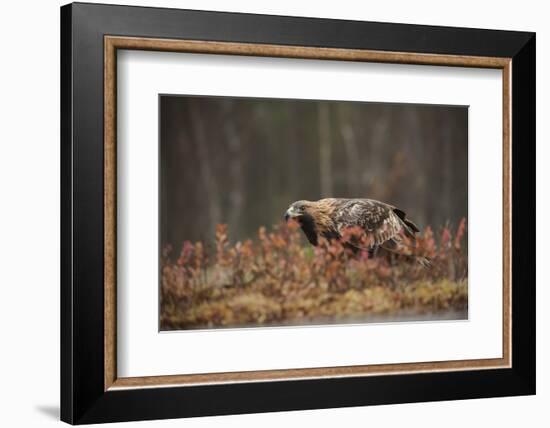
[160,219,468,329]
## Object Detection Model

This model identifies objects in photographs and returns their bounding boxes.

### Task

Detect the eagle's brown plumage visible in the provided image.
[284,198,429,266]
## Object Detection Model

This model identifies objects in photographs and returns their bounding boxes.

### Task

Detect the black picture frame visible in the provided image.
[61,2,535,424]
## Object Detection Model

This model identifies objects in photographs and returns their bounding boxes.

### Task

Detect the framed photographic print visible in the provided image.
[60,2,535,424]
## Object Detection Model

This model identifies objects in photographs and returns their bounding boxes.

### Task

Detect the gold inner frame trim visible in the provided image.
[104,35,512,391]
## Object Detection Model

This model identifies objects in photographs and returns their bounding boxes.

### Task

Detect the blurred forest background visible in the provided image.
[160,95,468,248]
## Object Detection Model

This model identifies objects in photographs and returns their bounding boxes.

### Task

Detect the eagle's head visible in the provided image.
[284,200,313,223]
[284,200,336,246]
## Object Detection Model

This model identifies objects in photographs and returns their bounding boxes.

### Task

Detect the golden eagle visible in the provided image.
[284,198,429,266]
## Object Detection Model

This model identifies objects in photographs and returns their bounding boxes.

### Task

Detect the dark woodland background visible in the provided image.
[160,95,468,248]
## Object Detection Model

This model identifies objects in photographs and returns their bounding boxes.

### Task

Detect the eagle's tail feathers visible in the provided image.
[393,208,420,237]
[404,218,420,233]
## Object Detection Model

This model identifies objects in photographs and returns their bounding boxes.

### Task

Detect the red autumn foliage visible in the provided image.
[161,219,468,330]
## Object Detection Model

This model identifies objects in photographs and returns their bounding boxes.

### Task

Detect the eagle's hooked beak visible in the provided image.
[284,206,301,222]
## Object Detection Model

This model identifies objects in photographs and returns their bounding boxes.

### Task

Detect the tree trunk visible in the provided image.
[338,104,361,196]
[318,103,333,197]
[189,103,222,227]
[222,99,244,236]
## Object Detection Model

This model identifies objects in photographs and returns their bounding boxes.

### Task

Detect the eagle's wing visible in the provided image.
[334,199,404,247]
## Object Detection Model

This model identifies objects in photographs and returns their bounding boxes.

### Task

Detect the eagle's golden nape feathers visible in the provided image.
[284,198,429,267]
